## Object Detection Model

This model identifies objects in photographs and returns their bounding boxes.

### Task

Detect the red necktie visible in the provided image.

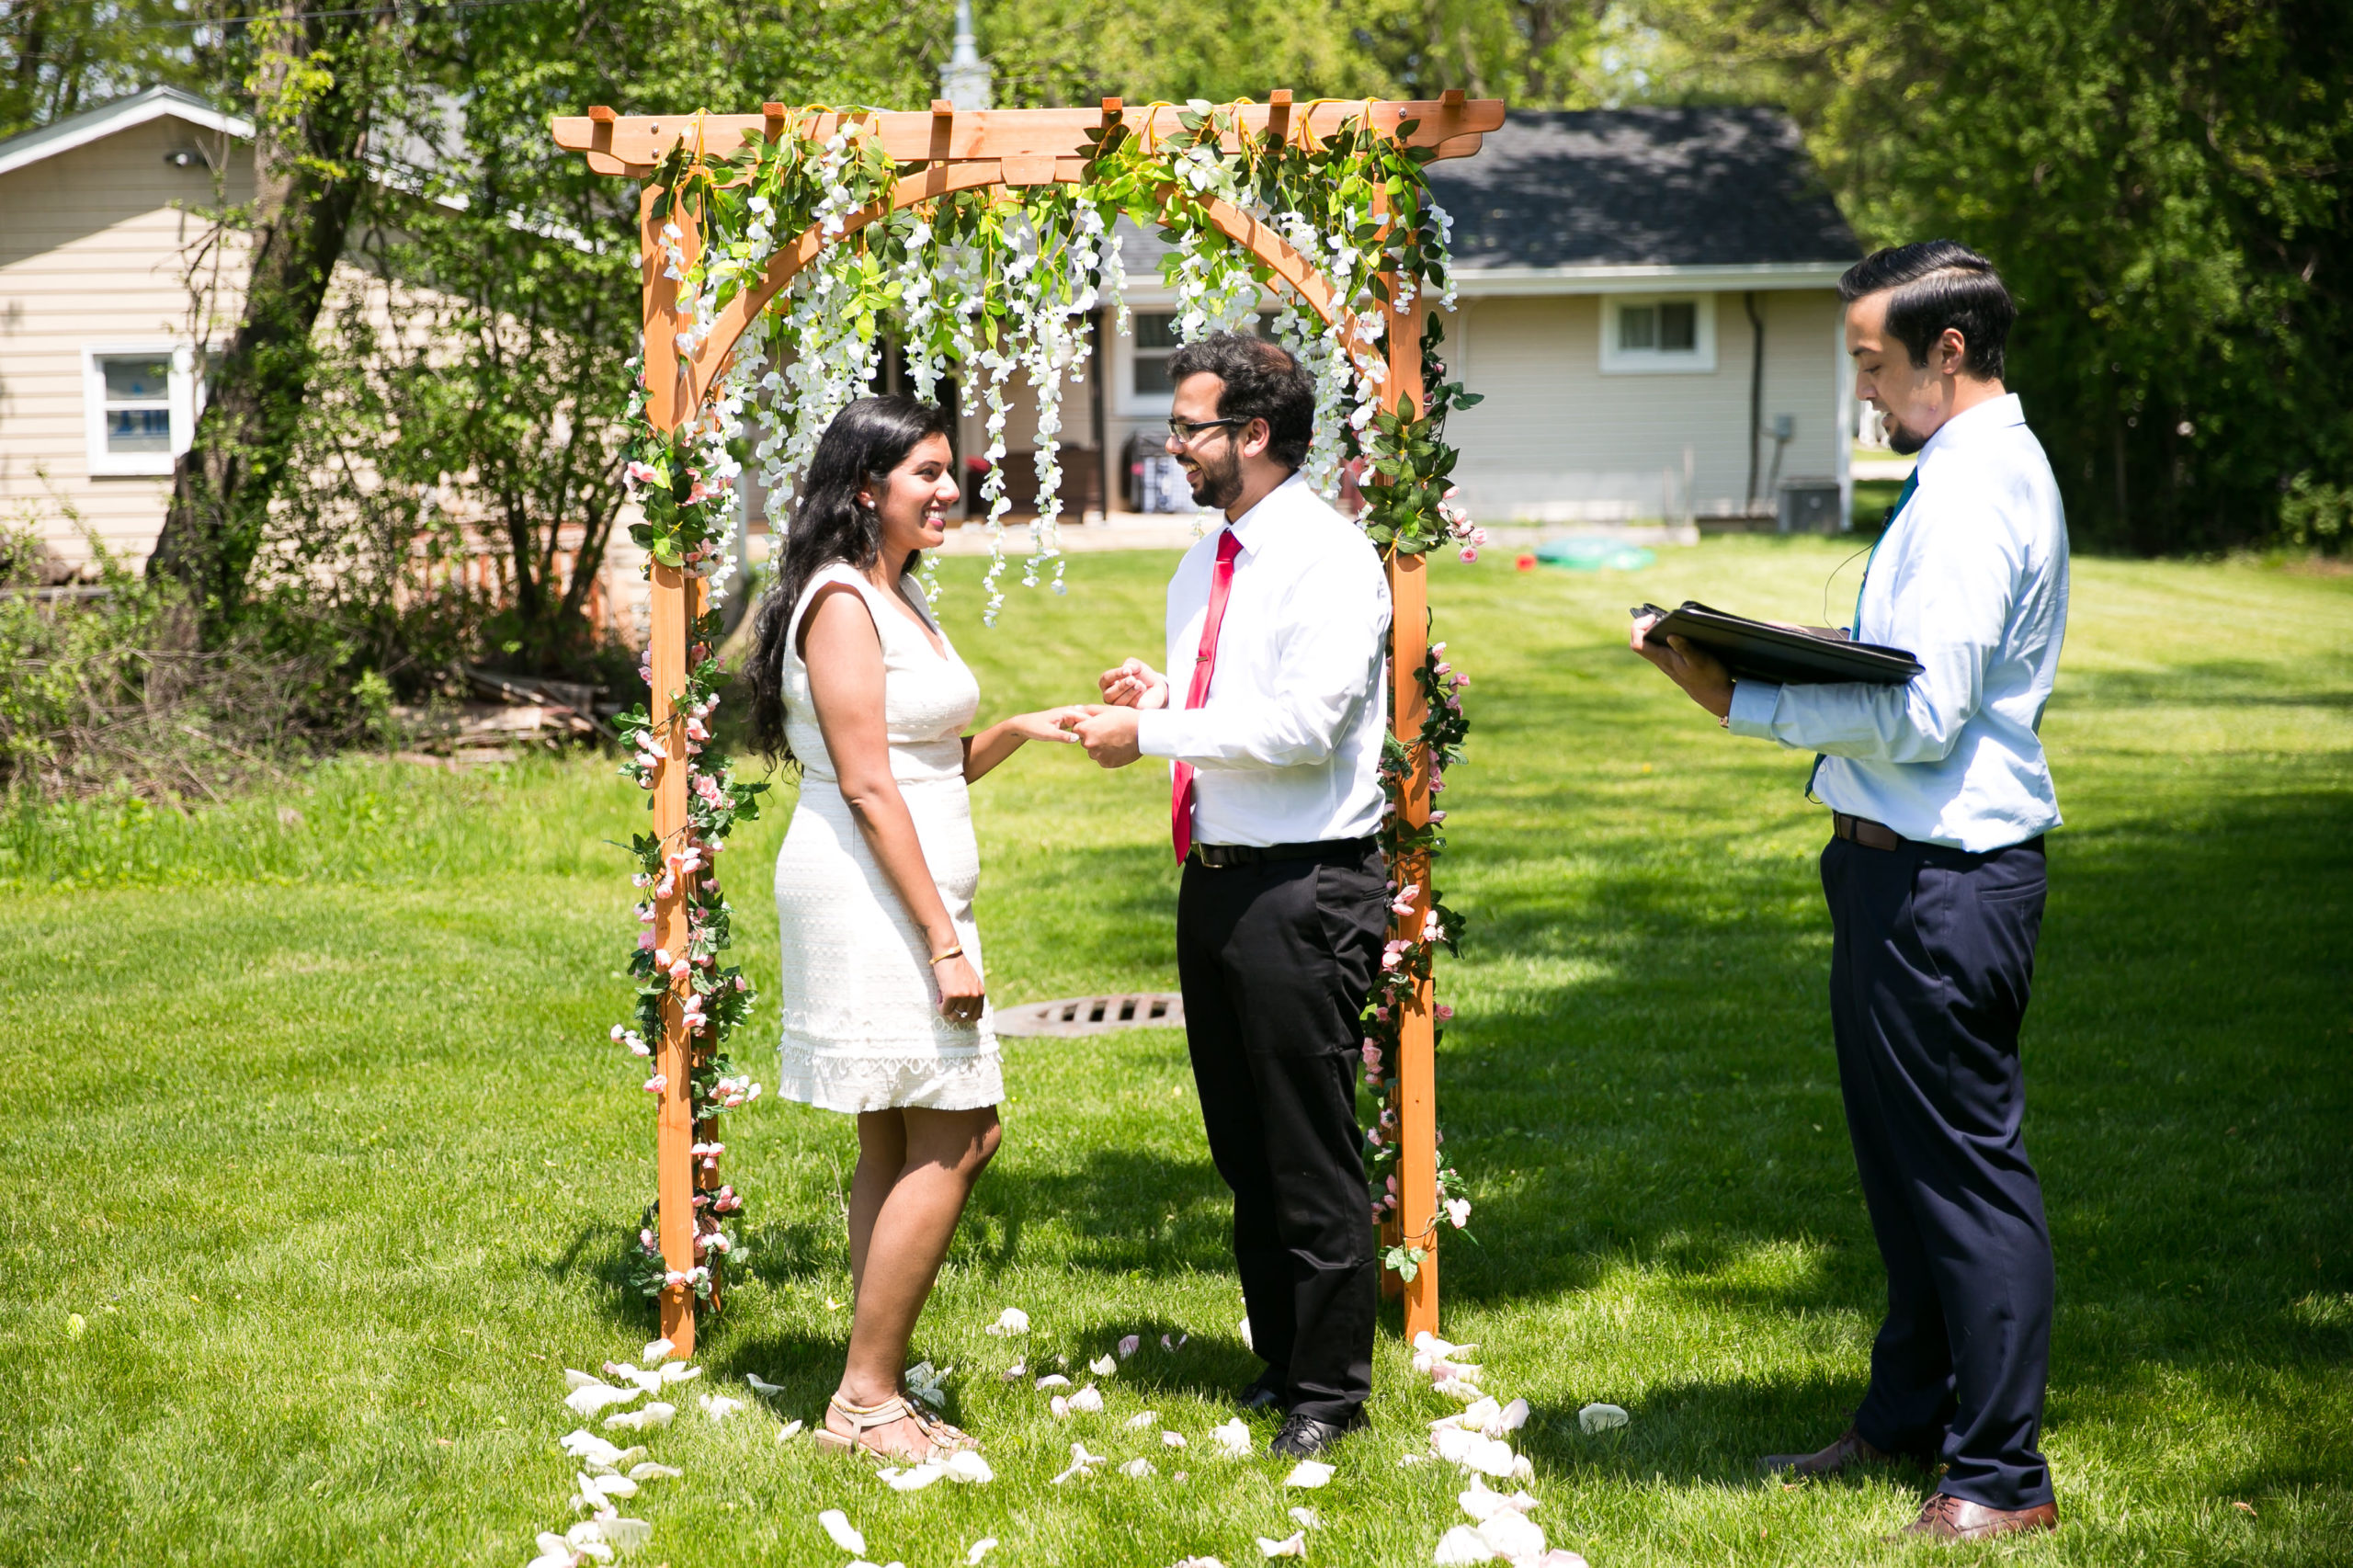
[1170,527,1242,864]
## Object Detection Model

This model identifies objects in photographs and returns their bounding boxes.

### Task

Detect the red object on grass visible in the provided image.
[1516,552,1537,572]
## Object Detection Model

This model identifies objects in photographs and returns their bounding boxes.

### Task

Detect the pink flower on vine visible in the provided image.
[642,1074,667,1094]
[1359,1041,1381,1068]
[733,975,747,992]
[626,460,660,487]
[668,958,691,982]
[1375,1005,1392,1022]
[638,930,656,951]
[1434,1003,1454,1020]
[1445,1197,1472,1229]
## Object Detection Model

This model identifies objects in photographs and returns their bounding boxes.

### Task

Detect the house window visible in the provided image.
[100,356,175,454]
[1131,312,1181,395]
[1599,294,1717,374]
[85,345,197,476]
[1117,311,1274,412]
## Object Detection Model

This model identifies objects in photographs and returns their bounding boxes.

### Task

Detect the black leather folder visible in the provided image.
[1632,601,1924,686]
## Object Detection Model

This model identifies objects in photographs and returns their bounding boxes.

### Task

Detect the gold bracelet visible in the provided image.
[928,944,964,966]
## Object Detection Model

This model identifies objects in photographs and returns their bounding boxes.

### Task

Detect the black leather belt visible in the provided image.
[1833,812,2046,856]
[1188,836,1374,869]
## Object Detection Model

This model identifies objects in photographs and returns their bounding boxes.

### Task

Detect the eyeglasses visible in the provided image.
[1165,416,1247,446]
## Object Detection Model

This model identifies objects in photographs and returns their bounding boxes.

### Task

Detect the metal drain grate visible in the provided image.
[995,993,1186,1039]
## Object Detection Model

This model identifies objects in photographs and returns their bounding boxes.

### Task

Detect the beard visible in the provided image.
[1885,417,1927,456]
[1185,444,1244,510]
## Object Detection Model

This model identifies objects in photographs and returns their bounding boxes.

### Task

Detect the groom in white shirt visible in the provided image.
[1072,333,1392,1460]
[1634,241,2067,1541]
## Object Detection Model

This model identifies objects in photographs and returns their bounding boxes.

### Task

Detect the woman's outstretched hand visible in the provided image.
[934,951,984,1024]
[1004,706,1089,744]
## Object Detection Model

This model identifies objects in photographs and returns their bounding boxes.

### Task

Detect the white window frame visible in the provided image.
[1109,309,1180,417]
[84,343,197,477]
[1598,293,1718,375]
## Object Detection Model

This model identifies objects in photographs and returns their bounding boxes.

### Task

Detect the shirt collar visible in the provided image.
[1920,392,2025,459]
[1223,471,1308,556]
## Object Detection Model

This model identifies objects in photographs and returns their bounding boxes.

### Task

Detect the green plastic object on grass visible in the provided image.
[1535,537,1656,573]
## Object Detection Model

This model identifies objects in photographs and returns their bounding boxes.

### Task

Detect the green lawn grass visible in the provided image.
[2,540,2347,1567]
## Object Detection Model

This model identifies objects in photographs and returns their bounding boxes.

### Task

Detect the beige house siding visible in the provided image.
[1446,288,1847,523]
[0,115,253,564]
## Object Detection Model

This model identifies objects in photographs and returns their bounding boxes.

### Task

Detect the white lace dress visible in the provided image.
[773,562,1003,1113]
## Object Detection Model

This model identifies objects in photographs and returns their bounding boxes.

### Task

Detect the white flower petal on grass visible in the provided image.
[1282,1460,1335,1488]
[878,1462,946,1492]
[1163,1431,1188,1448]
[1534,1553,1590,1568]
[564,1382,644,1417]
[1576,1403,1628,1435]
[1413,1332,1478,1362]
[818,1509,867,1555]
[594,1511,654,1556]
[776,1419,804,1443]
[1002,1359,1028,1382]
[627,1462,682,1483]
[1050,1441,1105,1484]
[590,1472,639,1500]
[1238,1317,1255,1352]
[1433,1525,1497,1564]
[943,1449,994,1484]
[1035,1374,1071,1391]
[564,1369,605,1391]
[1210,1417,1252,1458]
[1172,1559,1230,1568]
[1089,1354,1118,1376]
[1458,1477,1540,1522]
[1256,1533,1307,1559]
[602,1402,675,1432]
[657,1362,700,1387]
[1127,1411,1161,1430]
[1120,1457,1157,1478]
[1162,1333,1189,1351]
[559,1430,633,1467]
[1498,1399,1529,1434]
[1433,1376,1485,1403]
[1068,1383,1104,1414]
[697,1393,743,1421]
[1475,1511,1547,1563]
[983,1307,1030,1336]
[1458,1398,1504,1432]
[965,1540,999,1566]
[1289,1507,1320,1529]
[744,1372,784,1398]
[1050,1396,1070,1418]
[640,1337,674,1366]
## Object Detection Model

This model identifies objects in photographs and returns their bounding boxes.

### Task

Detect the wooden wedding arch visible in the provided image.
[552,90,1505,1358]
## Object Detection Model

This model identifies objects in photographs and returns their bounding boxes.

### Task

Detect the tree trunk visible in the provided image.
[148,6,391,639]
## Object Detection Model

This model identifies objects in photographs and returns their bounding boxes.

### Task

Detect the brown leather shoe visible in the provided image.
[1759,1425,1896,1477]
[1893,1492,2060,1541]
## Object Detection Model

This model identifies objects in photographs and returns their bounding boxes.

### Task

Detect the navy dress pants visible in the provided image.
[1822,834,2057,1512]
[1176,843,1388,1426]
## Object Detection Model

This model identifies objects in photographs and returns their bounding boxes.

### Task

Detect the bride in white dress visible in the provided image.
[745,396,1082,1461]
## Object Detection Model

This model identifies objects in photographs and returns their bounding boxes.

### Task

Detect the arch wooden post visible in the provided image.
[642,182,700,1359]
[1380,276,1440,1344]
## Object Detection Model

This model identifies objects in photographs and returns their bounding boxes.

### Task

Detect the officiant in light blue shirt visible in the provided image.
[1631,241,2071,1544]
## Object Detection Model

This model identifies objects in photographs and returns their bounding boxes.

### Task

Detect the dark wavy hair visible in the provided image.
[745,395,952,764]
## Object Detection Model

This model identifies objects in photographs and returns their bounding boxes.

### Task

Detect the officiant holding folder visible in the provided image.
[1631,241,2069,1542]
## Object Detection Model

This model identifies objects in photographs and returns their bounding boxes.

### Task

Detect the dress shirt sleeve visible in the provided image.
[1136,554,1389,769]
[1725,494,2022,763]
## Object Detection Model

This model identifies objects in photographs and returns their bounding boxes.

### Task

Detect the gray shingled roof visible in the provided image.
[1425,108,1858,270]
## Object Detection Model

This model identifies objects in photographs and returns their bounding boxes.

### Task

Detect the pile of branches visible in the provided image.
[0,540,370,805]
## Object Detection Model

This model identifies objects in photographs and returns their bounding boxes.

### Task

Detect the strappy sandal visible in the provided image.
[814,1392,931,1461]
[904,1400,979,1452]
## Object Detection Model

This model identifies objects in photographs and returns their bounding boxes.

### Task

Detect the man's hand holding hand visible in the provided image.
[1630,612,1735,722]
[1097,658,1169,710]
[1068,704,1144,768]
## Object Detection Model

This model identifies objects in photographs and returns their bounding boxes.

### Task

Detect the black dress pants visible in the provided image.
[1176,842,1389,1425]
[1823,833,2057,1512]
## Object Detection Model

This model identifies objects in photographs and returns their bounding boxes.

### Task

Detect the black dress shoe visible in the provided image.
[1268,1411,1360,1459]
[1235,1375,1286,1412]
